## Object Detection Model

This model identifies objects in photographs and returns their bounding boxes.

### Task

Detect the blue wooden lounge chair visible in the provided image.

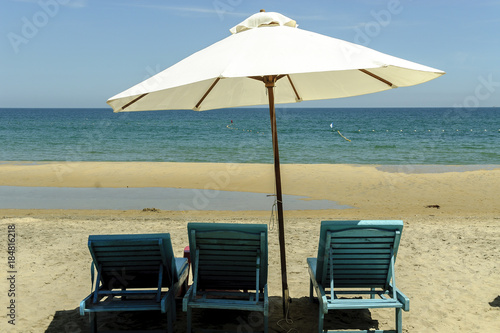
[183,223,269,332]
[307,220,410,333]
[80,233,189,332]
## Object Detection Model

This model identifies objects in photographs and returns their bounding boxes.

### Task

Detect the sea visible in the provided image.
[1,107,498,165]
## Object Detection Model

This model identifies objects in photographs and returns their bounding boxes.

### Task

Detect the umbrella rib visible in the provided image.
[359,69,394,87]
[120,93,149,111]
[194,77,221,110]
[249,75,301,102]
[286,75,302,102]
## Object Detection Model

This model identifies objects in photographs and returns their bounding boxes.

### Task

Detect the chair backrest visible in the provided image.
[315,220,403,289]
[88,233,178,290]
[188,223,268,291]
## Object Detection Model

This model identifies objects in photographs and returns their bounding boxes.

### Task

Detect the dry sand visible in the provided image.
[1,162,499,332]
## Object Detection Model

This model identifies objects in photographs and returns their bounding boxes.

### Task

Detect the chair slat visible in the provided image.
[96,253,163,264]
[334,248,391,254]
[196,230,261,240]
[94,249,160,255]
[200,270,258,277]
[198,255,256,262]
[198,249,258,256]
[332,243,392,249]
[330,237,395,244]
[194,242,257,251]
[91,239,161,247]
[199,265,255,272]
[332,253,391,259]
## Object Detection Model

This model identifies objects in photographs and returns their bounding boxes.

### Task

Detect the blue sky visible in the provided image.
[1,0,499,108]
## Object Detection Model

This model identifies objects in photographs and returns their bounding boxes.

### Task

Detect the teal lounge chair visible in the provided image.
[307,220,410,333]
[80,233,189,332]
[183,223,269,332]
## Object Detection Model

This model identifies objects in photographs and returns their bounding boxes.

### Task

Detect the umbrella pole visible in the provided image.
[265,76,290,317]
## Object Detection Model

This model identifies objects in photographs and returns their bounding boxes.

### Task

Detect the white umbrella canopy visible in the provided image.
[107,10,444,317]
[107,11,444,112]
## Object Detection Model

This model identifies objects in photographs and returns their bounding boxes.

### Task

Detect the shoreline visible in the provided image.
[2,160,499,170]
[0,161,498,217]
[0,162,500,217]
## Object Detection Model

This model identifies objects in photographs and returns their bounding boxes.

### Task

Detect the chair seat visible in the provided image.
[328,298,403,310]
[185,293,267,311]
[82,297,168,313]
[308,257,403,310]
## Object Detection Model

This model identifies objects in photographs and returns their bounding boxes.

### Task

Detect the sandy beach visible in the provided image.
[1,162,499,332]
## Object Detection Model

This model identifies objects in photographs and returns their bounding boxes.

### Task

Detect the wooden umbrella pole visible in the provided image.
[264,75,290,317]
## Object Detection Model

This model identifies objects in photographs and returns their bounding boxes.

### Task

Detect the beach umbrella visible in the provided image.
[106,10,445,315]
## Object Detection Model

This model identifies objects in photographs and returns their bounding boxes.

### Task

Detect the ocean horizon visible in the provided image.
[1,107,498,165]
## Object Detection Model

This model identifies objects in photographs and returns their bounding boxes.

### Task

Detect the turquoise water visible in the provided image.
[0,107,498,164]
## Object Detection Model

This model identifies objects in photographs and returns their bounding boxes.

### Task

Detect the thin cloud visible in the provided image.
[64,0,88,8]
[286,14,329,22]
[10,0,88,8]
[118,2,250,18]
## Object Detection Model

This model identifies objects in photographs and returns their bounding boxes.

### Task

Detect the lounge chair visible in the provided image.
[183,222,269,332]
[307,220,410,333]
[80,233,189,332]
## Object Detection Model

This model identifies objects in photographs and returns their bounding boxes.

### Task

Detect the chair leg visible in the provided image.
[309,280,314,301]
[264,311,268,333]
[90,313,97,333]
[186,307,192,333]
[318,308,324,333]
[167,310,173,333]
[396,308,402,333]
[171,293,177,321]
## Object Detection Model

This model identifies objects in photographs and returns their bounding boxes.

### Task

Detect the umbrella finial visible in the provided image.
[230,11,297,34]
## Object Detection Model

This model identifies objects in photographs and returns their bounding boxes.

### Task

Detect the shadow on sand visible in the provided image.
[45,296,379,332]
[489,296,500,308]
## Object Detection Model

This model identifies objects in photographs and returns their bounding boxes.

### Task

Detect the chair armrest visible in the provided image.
[395,288,410,311]
[160,290,174,314]
[171,269,186,298]
[182,284,194,312]
[175,257,189,286]
[79,294,93,316]
[264,284,269,315]
[389,282,409,311]
[307,258,328,314]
